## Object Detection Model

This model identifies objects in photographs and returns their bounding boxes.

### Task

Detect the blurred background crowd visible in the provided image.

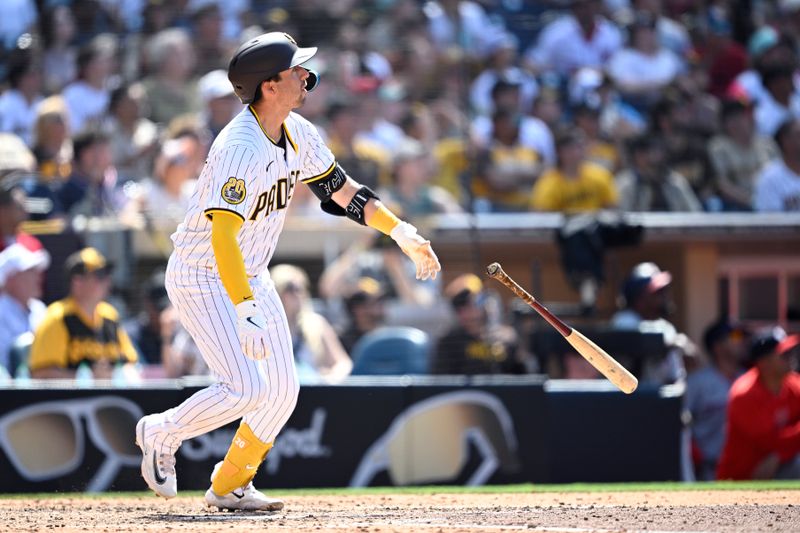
[1,0,800,481]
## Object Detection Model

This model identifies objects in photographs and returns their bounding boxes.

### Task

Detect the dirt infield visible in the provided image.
[2,490,799,533]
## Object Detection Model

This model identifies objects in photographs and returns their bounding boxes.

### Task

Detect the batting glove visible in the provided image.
[235,300,270,360]
[390,222,441,280]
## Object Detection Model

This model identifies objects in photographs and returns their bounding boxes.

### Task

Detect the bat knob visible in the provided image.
[486,262,502,278]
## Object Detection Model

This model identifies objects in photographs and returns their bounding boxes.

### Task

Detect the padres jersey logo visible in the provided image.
[221,177,247,205]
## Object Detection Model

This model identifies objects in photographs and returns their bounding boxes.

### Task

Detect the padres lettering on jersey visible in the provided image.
[171,107,336,276]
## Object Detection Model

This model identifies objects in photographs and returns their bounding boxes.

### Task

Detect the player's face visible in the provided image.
[276,66,311,109]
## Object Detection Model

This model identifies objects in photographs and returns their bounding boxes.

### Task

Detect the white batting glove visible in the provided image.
[390,222,441,280]
[235,300,270,360]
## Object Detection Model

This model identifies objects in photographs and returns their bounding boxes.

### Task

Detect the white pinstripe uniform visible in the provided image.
[144,105,335,456]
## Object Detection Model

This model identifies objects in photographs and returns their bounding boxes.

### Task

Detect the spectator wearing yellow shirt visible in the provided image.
[474,109,542,212]
[29,247,138,380]
[530,127,618,212]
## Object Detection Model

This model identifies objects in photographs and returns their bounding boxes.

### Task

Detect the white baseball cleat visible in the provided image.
[205,462,284,512]
[135,415,177,499]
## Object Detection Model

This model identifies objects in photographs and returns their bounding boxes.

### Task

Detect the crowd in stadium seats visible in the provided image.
[1,0,799,480]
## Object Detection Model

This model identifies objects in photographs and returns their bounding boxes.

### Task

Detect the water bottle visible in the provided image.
[75,362,94,388]
[14,363,30,385]
[112,361,128,387]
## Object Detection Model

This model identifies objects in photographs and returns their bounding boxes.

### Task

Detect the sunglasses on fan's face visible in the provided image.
[350,391,520,487]
[0,396,142,491]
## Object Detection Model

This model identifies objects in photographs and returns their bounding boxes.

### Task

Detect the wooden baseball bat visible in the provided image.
[486,262,638,394]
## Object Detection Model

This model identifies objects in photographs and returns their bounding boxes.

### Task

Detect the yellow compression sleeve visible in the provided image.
[365,203,401,235]
[210,210,253,304]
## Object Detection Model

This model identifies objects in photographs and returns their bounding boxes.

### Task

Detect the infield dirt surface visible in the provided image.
[1,490,799,532]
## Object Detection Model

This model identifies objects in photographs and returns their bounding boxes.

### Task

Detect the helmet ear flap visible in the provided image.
[305,69,319,92]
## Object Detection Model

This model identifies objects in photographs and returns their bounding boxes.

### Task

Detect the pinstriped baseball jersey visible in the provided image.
[171,105,335,276]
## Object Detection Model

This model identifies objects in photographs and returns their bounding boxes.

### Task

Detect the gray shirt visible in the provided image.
[685,364,739,471]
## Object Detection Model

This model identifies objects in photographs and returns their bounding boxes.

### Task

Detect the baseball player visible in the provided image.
[135,32,441,511]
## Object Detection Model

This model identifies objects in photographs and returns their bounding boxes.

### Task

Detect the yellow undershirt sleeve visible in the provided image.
[365,203,401,235]
[210,210,253,304]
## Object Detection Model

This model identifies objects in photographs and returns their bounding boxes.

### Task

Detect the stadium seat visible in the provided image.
[350,326,431,375]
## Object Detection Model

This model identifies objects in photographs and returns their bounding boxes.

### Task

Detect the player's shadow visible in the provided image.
[147,511,281,523]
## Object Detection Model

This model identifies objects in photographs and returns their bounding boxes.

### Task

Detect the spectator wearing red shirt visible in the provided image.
[717,326,800,480]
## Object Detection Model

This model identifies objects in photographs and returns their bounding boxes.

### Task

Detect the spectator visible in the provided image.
[474,109,543,212]
[573,102,620,172]
[162,323,207,378]
[611,261,698,384]
[753,118,800,211]
[121,137,198,231]
[717,326,800,480]
[123,269,174,366]
[104,84,159,182]
[380,139,462,217]
[40,5,78,95]
[733,26,796,108]
[337,277,388,355]
[685,319,748,481]
[0,47,43,146]
[524,0,622,78]
[607,12,684,110]
[425,0,507,61]
[471,79,555,168]
[650,92,711,201]
[0,171,43,252]
[629,0,690,56]
[431,273,522,375]
[271,264,352,384]
[530,127,618,212]
[188,3,230,77]
[197,69,242,140]
[0,244,48,374]
[322,99,389,192]
[28,247,139,380]
[754,64,800,136]
[0,133,36,178]
[31,96,72,182]
[57,129,119,218]
[708,98,780,211]
[694,6,747,99]
[616,135,702,211]
[61,35,117,133]
[141,28,199,124]
[469,34,538,117]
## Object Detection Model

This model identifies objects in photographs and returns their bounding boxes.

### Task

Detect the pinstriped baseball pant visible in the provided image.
[145,255,299,457]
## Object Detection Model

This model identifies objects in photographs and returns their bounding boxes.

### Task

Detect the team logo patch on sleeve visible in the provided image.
[221,177,246,205]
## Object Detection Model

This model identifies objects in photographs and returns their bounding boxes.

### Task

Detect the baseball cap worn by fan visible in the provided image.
[198,69,236,104]
[748,326,800,365]
[65,247,113,277]
[622,262,672,305]
[0,244,50,286]
[345,277,385,306]
[445,274,484,309]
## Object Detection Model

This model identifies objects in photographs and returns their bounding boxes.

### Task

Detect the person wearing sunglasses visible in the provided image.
[28,247,139,380]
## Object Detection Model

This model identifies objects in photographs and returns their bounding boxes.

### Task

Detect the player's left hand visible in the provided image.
[235,300,270,360]
[390,222,441,280]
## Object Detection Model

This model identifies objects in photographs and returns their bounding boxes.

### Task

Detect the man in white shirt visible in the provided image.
[0,50,42,145]
[754,118,800,211]
[0,243,49,374]
[62,36,116,133]
[525,0,623,77]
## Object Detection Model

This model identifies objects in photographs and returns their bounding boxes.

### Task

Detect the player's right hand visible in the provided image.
[390,221,441,280]
[234,300,270,360]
